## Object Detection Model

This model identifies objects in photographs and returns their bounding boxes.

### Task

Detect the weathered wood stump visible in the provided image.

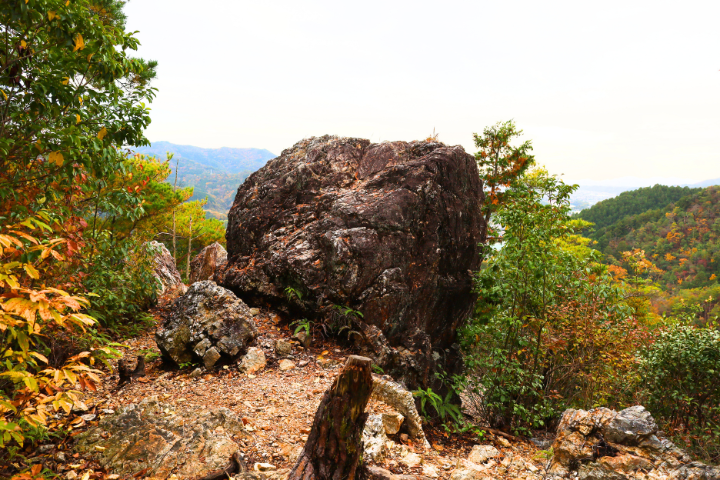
[289,355,373,480]
[116,355,146,389]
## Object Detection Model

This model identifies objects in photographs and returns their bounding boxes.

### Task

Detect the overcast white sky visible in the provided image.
[124,0,720,183]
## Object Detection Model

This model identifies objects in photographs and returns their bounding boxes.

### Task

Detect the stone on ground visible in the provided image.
[274,339,292,357]
[362,414,390,462]
[468,445,499,464]
[278,359,295,371]
[371,375,429,447]
[239,347,266,374]
[155,281,257,368]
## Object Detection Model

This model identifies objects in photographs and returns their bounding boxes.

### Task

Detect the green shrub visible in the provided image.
[83,235,158,335]
[639,324,720,462]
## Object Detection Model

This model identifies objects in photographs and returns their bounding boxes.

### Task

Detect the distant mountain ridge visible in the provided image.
[134,141,276,174]
[133,141,277,220]
[570,177,720,211]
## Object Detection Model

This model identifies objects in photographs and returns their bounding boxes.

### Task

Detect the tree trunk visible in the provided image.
[186,217,193,280]
[289,355,373,480]
[172,155,179,263]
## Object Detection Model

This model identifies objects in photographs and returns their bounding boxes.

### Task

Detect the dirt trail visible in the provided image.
[61,309,546,479]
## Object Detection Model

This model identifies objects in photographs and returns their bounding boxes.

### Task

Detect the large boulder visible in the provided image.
[547,405,720,479]
[189,241,228,284]
[156,281,258,368]
[146,240,186,298]
[217,135,485,389]
[74,397,249,479]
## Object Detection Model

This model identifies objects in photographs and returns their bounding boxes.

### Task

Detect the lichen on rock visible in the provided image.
[74,397,249,479]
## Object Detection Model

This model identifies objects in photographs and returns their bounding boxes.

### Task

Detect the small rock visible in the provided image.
[401,452,422,468]
[400,433,409,443]
[293,331,311,348]
[422,463,440,478]
[298,360,309,367]
[381,412,405,435]
[278,359,296,371]
[254,462,276,472]
[365,466,396,480]
[468,445,499,464]
[239,347,266,374]
[66,472,78,480]
[106,476,120,480]
[203,346,221,369]
[100,409,115,415]
[36,444,55,453]
[274,339,292,357]
[55,452,67,462]
[530,437,552,450]
[496,436,511,447]
[193,338,212,357]
[249,308,260,316]
[80,414,97,422]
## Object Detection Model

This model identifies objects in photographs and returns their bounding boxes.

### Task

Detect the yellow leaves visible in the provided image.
[711,274,717,281]
[76,113,81,124]
[48,151,64,167]
[23,263,39,279]
[21,40,27,49]
[73,34,85,52]
[62,77,70,85]
[87,53,94,62]
[48,11,57,21]
[0,89,7,101]
[97,127,107,140]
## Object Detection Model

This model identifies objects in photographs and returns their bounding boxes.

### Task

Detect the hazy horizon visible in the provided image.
[125,0,719,182]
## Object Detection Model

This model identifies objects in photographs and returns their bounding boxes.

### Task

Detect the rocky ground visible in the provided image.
[20,307,549,480]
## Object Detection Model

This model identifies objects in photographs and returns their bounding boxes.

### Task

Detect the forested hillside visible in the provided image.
[592,186,719,288]
[576,184,701,232]
[134,142,276,219]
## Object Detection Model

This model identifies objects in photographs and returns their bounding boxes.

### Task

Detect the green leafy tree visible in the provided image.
[457,168,641,433]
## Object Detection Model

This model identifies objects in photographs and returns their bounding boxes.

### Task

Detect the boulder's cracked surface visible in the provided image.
[74,397,249,479]
[217,135,485,389]
[156,281,258,368]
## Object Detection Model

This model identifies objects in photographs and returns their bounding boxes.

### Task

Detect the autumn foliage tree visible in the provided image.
[473,120,535,246]
[0,0,158,461]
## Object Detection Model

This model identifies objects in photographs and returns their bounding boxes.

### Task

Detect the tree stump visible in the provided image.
[289,355,373,480]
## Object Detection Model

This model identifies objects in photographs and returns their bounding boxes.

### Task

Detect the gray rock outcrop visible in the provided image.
[548,405,720,479]
[145,240,186,298]
[189,241,228,284]
[74,397,249,479]
[156,281,258,368]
